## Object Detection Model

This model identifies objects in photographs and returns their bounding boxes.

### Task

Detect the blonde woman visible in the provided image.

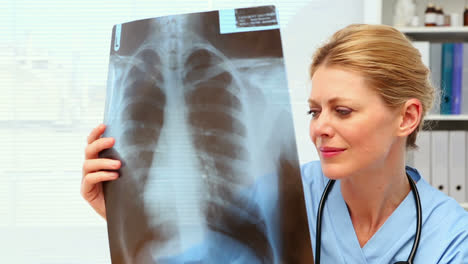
[82,24,468,263]
[305,24,468,263]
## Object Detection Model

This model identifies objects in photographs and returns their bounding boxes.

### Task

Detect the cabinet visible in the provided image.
[365,0,468,210]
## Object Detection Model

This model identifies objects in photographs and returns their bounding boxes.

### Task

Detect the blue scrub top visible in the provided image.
[301,160,468,263]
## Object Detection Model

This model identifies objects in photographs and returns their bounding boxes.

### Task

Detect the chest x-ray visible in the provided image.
[101,5,313,264]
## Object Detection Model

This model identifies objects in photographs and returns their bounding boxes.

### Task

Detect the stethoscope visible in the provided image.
[315,173,422,264]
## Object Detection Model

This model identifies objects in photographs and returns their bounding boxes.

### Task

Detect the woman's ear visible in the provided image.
[397,98,422,137]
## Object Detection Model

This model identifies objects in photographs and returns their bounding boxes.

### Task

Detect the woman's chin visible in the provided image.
[320,163,349,180]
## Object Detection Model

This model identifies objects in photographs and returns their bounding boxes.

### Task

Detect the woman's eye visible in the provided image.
[307,109,320,117]
[336,107,352,116]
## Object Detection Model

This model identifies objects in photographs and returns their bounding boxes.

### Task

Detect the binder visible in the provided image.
[441,43,454,115]
[429,43,442,115]
[431,131,449,194]
[413,41,430,68]
[412,131,431,183]
[463,43,468,114]
[448,131,466,203]
[466,132,468,203]
[452,43,463,114]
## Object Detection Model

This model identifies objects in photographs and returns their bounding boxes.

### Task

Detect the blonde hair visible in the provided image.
[310,24,435,149]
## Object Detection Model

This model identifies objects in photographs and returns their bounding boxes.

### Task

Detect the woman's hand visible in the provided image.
[81,124,121,219]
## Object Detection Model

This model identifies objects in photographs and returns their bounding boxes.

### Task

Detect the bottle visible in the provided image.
[436,6,444,26]
[425,3,437,26]
[464,5,468,26]
[444,14,451,26]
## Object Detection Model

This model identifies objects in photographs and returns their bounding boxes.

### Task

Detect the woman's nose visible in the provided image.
[310,112,334,139]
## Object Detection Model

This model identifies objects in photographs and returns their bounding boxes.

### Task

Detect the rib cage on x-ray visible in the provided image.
[102,9,312,264]
[183,46,274,262]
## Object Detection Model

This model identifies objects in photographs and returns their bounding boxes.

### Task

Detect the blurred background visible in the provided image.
[0,0,371,262]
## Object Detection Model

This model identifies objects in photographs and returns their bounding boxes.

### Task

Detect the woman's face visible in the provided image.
[308,65,401,180]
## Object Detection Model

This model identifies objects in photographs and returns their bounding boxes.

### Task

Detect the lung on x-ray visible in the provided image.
[100,5,313,264]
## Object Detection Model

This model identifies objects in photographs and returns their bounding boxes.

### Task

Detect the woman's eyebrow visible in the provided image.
[307,98,318,105]
[307,97,353,105]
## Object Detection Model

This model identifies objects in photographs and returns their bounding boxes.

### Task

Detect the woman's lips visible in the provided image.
[319,147,346,158]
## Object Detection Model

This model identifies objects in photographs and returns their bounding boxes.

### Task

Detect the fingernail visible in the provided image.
[112,160,120,168]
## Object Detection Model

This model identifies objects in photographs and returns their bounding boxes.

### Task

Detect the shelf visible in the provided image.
[396,27,468,42]
[422,115,468,131]
[426,114,468,121]
[397,27,468,34]
[378,0,468,213]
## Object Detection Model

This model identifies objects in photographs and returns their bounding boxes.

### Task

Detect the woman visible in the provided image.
[82,24,468,263]
[302,24,468,263]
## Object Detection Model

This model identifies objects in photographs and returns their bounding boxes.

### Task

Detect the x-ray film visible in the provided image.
[101,5,313,264]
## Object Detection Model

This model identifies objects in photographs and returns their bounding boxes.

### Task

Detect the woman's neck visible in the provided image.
[340,160,411,248]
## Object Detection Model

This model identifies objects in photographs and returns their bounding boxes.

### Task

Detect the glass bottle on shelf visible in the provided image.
[425,3,437,26]
[435,6,444,26]
[464,1,468,26]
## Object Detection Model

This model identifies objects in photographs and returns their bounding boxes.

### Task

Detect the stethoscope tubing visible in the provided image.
[314,174,422,264]
[314,179,335,264]
[407,174,422,264]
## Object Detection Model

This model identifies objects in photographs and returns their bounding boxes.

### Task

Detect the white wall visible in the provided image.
[0,0,364,262]
[282,0,363,163]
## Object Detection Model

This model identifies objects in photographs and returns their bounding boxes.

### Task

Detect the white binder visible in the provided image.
[412,131,431,183]
[431,131,449,195]
[462,43,468,114]
[466,132,468,203]
[448,131,467,203]
[412,41,430,68]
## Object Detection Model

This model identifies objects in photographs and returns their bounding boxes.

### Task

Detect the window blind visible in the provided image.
[0,0,332,262]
